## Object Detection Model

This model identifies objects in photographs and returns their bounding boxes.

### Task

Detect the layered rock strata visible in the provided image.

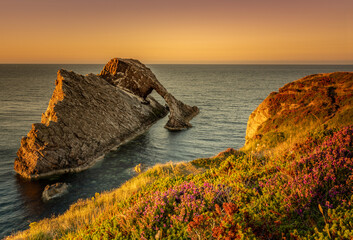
[14,69,168,178]
[99,58,199,130]
[245,72,353,145]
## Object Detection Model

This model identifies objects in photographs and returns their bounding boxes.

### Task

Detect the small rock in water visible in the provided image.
[42,182,69,201]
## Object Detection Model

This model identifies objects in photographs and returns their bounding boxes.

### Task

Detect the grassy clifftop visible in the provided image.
[8,72,353,239]
[244,72,353,153]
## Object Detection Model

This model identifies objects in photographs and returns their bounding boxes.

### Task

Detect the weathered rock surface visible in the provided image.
[42,182,69,201]
[99,58,199,130]
[14,68,168,179]
[245,72,353,145]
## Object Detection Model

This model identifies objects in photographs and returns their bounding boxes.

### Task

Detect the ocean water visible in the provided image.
[0,64,352,238]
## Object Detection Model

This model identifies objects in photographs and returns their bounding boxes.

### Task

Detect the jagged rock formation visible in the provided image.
[99,58,199,130]
[14,69,168,179]
[245,72,353,146]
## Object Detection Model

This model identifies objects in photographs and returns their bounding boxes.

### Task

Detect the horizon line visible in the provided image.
[0,62,353,65]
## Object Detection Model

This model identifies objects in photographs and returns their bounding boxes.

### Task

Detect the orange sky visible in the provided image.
[0,0,352,64]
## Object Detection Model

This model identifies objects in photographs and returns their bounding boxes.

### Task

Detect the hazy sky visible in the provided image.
[0,0,352,64]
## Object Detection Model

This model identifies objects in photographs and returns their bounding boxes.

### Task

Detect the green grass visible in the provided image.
[8,124,353,239]
[7,162,204,239]
[7,72,353,239]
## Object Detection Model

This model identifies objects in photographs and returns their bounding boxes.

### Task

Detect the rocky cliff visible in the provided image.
[99,58,199,130]
[245,72,353,147]
[14,68,168,179]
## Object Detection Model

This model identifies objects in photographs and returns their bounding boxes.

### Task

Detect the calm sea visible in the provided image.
[0,64,352,238]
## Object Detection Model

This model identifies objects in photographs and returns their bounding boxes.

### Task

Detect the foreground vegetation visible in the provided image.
[8,124,353,239]
[8,72,353,239]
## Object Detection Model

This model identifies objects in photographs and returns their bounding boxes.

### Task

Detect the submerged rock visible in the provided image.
[14,65,168,179]
[99,58,199,130]
[42,182,69,201]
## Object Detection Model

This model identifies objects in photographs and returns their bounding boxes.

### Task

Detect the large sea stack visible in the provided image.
[99,58,199,130]
[14,58,199,179]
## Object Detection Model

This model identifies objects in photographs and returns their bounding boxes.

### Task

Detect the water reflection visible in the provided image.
[13,125,157,223]
[15,175,47,221]
[5,64,352,238]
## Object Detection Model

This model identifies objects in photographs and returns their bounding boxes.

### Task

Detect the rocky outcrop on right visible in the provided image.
[99,58,199,130]
[245,72,353,146]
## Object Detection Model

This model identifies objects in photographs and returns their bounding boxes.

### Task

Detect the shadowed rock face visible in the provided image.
[99,58,199,130]
[14,69,168,179]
